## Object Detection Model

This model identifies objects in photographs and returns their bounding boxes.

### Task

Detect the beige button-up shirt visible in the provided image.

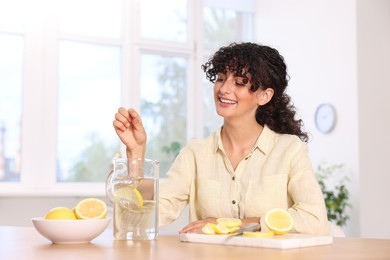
[159,125,329,235]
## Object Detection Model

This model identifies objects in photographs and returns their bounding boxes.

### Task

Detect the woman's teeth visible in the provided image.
[219,98,237,104]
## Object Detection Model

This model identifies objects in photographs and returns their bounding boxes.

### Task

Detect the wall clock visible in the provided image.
[315,103,337,134]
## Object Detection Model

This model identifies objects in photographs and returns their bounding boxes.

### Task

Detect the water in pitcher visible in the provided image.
[113,177,158,240]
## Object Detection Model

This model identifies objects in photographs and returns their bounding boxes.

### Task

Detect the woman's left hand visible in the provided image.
[179,217,217,234]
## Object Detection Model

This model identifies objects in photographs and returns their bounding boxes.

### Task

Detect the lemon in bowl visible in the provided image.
[32,199,110,244]
[44,207,77,220]
[74,198,108,220]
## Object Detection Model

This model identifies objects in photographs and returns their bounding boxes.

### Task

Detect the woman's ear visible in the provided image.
[257,88,274,106]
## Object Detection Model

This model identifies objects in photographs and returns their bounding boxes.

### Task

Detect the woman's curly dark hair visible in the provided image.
[202,42,308,142]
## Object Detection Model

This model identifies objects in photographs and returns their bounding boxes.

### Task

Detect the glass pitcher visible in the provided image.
[106,158,159,240]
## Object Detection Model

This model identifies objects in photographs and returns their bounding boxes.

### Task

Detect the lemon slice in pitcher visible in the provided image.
[114,186,144,209]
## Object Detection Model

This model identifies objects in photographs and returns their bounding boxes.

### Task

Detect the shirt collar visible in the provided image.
[254,125,275,155]
[214,125,277,155]
[214,127,223,153]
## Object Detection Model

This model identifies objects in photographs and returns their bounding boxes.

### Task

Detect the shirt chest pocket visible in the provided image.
[196,177,222,218]
[246,174,288,216]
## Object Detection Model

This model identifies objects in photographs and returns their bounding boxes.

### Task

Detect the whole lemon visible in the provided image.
[45,207,77,220]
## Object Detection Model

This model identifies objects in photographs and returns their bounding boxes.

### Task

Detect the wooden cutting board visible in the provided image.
[180,233,333,249]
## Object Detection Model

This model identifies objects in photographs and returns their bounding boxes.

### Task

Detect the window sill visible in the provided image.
[0,183,106,197]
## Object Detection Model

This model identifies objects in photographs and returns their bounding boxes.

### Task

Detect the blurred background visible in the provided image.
[0,0,389,239]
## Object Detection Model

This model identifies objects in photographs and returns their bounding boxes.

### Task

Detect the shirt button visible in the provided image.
[232,200,236,204]
[232,176,235,181]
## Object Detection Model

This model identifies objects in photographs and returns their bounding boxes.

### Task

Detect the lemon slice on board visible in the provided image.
[217,218,242,228]
[202,223,217,235]
[227,226,240,233]
[214,223,231,234]
[264,208,293,235]
[74,198,108,220]
[202,222,240,235]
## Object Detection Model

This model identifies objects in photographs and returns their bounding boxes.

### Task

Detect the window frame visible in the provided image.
[0,0,254,196]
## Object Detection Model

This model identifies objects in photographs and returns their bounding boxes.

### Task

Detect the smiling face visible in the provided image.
[214,70,273,122]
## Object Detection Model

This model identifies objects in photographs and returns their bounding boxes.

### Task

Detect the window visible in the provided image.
[202,2,254,136]
[140,0,188,42]
[57,41,121,182]
[0,0,254,194]
[140,53,188,176]
[0,34,23,182]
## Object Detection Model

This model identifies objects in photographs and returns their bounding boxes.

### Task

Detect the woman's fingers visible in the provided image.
[114,107,144,132]
[113,107,129,130]
[179,223,203,234]
[113,119,126,132]
[127,108,144,131]
[179,218,217,234]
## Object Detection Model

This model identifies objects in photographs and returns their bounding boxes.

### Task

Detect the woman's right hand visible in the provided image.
[113,107,147,159]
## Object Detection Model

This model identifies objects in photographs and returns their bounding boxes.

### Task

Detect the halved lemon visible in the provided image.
[243,231,274,238]
[74,198,108,220]
[264,208,293,235]
[202,223,216,235]
[217,218,242,228]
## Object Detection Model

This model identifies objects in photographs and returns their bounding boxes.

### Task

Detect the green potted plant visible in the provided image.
[315,163,352,227]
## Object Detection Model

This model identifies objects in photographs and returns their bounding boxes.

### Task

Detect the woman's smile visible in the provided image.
[218,96,237,106]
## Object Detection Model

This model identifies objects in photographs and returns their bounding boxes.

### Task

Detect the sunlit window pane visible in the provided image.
[57,41,121,182]
[0,34,23,182]
[58,0,122,39]
[140,54,187,176]
[203,7,253,51]
[140,0,187,42]
[0,0,26,30]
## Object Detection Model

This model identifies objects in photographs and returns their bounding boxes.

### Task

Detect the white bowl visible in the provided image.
[31,217,111,244]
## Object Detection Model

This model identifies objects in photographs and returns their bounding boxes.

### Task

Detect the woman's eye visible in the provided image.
[235,81,246,86]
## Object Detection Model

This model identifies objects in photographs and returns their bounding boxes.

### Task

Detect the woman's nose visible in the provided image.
[219,77,234,94]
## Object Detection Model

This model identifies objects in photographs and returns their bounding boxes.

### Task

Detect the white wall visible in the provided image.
[357,0,390,239]
[255,0,390,239]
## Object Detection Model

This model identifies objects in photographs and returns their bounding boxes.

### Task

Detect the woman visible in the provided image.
[113,42,329,235]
